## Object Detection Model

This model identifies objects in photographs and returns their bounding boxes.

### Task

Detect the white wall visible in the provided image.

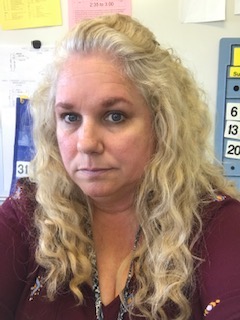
[0,0,240,202]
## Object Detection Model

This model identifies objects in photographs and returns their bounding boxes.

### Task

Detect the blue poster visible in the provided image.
[10,97,35,194]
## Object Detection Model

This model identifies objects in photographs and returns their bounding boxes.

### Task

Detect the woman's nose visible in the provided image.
[76,120,104,154]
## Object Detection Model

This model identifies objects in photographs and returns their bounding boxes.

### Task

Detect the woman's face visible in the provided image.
[55,53,154,206]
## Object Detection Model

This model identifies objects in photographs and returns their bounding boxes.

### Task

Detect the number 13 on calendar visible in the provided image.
[224,121,240,139]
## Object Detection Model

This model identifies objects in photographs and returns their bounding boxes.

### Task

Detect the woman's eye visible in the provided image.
[105,112,125,123]
[63,113,80,123]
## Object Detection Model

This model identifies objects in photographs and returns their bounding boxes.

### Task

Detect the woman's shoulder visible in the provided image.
[194,194,240,318]
[0,178,37,236]
[201,194,240,234]
[0,178,38,319]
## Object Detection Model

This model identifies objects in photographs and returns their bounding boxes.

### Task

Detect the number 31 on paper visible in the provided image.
[16,161,29,178]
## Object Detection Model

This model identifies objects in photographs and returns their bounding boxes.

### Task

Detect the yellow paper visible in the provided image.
[233,47,240,66]
[0,1,3,25]
[229,67,240,78]
[0,0,62,30]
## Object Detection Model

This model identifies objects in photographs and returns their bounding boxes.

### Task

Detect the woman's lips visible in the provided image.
[77,168,113,177]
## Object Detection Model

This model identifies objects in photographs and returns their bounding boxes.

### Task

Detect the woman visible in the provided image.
[1,14,240,320]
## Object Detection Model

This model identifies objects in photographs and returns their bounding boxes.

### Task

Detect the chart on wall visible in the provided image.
[0,45,53,202]
[215,38,240,188]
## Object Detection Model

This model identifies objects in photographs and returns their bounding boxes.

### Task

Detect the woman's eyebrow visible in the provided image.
[55,102,74,110]
[101,97,131,108]
[54,97,132,110]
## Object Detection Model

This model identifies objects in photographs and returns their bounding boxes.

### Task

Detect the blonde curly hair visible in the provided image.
[29,13,239,319]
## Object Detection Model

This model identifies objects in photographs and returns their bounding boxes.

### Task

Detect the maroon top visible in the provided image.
[1,179,240,319]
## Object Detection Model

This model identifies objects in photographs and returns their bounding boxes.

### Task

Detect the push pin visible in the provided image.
[31,40,42,49]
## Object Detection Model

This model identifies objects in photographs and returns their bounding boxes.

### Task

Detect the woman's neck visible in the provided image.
[90,203,139,305]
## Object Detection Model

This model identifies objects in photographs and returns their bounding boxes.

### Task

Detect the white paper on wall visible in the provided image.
[235,0,240,14]
[179,0,226,23]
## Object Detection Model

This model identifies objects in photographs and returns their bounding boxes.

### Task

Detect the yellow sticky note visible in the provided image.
[0,1,3,26]
[233,47,240,66]
[1,0,62,30]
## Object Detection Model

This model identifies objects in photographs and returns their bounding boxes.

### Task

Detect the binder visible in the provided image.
[10,97,35,194]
